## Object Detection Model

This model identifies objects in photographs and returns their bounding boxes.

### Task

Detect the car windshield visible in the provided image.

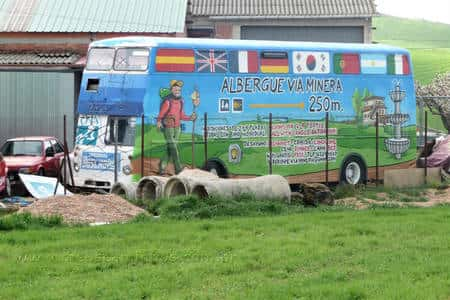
[0,141,42,156]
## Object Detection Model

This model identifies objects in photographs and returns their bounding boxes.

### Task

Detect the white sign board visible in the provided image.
[19,174,72,199]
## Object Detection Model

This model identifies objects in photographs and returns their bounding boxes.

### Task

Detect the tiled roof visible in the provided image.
[0,0,187,32]
[0,52,82,65]
[190,0,377,18]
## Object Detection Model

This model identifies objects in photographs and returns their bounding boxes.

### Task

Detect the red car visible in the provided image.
[0,152,9,197]
[0,137,65,190]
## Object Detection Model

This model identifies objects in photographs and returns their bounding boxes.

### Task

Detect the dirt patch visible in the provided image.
[336,187,450,209]
[131,157,176,176]
[20,194,146,224]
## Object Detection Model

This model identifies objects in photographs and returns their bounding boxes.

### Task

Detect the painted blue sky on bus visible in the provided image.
[79,37,416,136]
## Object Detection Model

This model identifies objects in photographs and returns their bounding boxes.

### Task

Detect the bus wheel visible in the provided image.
[204,160,228,178]
[340,155,367,185]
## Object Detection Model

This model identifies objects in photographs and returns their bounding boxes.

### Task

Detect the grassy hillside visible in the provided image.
[373,15,450,85]
[373,15,450,49]
[374,16,450,132]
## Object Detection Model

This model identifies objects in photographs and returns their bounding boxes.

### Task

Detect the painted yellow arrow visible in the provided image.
[250,102,305,109]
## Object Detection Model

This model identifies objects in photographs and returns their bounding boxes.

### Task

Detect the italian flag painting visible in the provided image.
[387,54,410,75]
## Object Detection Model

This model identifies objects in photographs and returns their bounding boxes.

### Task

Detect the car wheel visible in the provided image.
[37,168,45,176]
[340,155,367,185]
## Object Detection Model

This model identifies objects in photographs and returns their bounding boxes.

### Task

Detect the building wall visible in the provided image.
[0,32,181,52]
[0,71,75,147]
[189,17,373,43]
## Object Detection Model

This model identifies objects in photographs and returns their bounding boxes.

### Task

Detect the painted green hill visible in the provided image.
[373,15,450,85]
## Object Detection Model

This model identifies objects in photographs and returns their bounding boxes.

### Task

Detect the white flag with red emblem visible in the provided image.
[293,51,330,74]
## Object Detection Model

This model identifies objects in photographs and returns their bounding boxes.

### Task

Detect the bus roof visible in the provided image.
[90,36,410,55]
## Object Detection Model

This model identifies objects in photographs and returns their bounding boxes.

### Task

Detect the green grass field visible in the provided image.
[408,48,450,84]
[2,206,450,299]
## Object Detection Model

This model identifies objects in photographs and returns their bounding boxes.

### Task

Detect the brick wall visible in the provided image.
[214,23,233,39]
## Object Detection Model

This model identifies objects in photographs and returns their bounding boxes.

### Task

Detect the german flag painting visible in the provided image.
[155,48,195,72]
[260,51,289,73]
[334,53,360,74]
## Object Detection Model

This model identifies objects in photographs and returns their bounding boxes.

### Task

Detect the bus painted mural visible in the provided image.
[73,37,416,190]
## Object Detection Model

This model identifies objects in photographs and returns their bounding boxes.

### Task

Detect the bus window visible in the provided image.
[86,48,115,71]
[105,117,136,146]
[114,48,149,71]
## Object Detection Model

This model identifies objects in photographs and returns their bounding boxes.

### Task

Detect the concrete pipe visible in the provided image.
[111,182,138,200]
[164,169,220,198]
[177,168,220,180]
[190,175,291,203]
[164,176,192,197]
[136,176,168,201]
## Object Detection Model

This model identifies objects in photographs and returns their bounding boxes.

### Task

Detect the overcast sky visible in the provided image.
[375,0,450,24]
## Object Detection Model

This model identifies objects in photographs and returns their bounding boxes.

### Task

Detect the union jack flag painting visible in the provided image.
[195,49,228,73]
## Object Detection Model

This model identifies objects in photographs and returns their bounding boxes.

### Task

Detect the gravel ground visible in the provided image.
[20,194,146,224]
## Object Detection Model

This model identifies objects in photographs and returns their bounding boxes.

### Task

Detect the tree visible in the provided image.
[416,72,450,133]
[352,88,362,123]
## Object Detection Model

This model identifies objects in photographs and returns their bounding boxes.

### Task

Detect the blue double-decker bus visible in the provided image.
[72,36,416,190]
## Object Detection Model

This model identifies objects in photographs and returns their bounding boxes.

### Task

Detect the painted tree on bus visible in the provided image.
[352,88,373,125]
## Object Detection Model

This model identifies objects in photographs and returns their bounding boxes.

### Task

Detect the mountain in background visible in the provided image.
[373,15,450,85]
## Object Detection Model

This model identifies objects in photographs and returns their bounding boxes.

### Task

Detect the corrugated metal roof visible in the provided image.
[190,0,377,18]
[0,52,82,65]
[0,0,187,32]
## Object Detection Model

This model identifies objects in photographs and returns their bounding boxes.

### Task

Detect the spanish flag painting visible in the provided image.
[260,51,289,73]
[155,48,195,72]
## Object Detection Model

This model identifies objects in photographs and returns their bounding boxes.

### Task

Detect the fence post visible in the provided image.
[269,113,273,175]
[418,96,424,148]
[114,117,118,184]
[63,115,67,195]
[141,114,145,178]
[424,111,428,184]
[204,112,208,168]
[376,112,379,186]
[325,112,329,185]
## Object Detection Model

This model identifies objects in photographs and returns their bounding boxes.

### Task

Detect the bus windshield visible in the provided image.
[86,48,115,71]
[114,48,150,71]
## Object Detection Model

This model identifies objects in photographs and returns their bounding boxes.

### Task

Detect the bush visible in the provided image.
[149,195,302,220]
[0,213,64,231]
[333,184,365,199]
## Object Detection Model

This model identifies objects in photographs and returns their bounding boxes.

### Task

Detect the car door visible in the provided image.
[50,139,65,176]
[43,140,58,176]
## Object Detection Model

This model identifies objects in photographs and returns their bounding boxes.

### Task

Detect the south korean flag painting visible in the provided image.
[293,51,330,74]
